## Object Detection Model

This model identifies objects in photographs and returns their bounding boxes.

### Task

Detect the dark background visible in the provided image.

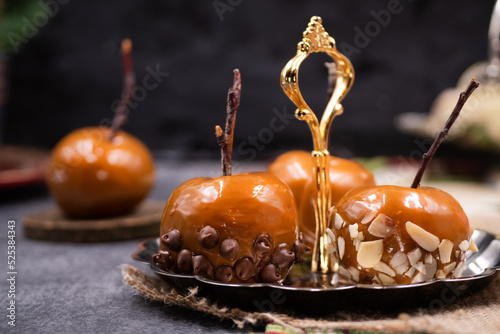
[2,0,496,160]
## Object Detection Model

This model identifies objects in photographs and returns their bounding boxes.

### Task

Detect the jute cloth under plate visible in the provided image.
[122,264,500,334]
[123,207,500,334]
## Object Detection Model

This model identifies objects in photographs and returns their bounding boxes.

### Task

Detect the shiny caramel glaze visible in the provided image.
[268,150,375,247]
[330,185,473,285]
[156,172,308,283]
[46,127,155,218]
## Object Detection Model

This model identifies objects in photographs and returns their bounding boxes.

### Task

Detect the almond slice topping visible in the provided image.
[348,223,359,239]
[443,262,457,275]
[407,248,422,267]
[378,273,396,285]
[438,239,453,264]
[361,211,377,224]
[357,240,383,268]
[367,214,394,238]
[338,236,345,260]
[389,251,409,275]
[373,261,396,277]
[406,222,439,252]
[469,239,478,252]
[459,240,469,252]
[334,213,345,230]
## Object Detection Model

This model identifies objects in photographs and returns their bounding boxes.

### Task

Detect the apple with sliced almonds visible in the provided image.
[328,79,480,285]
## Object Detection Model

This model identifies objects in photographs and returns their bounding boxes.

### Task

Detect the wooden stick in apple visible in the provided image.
[411,78,480,189]
[108,38,137,141]
[215,69,242,176]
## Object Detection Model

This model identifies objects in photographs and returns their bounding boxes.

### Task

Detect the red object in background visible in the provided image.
[0,146,48,188]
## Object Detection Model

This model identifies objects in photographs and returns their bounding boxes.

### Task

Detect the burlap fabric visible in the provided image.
[123,213,500,333]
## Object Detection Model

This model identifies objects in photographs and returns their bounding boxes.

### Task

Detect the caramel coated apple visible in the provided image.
[268,150,375,246]
[154,172,309,283]
[328,185,475,285]
[46,127,155,218]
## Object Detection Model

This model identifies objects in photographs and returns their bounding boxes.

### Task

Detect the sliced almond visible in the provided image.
[357,240,383,268]
[334,213,345,230]
[357,231,365,241]
[338,236,345,260]
[404,266,416,278]
[325,242,336,255]
[373,261,396,277]
[326,228,336,246]
[348,223,359,239]
[412,271,426,284]
[459,240,469,252]
[348,266,360,282]
[414,261,426,275]
[423,255,437,280]
[367,214,394,238]
[361,211,377,224]
[353,238,361,251]
[389,251,409,275]
[436,269,446,279]
[378,273,396,285]
[407,248,422,267]
[469,239,478,252]
[438,239,453,264]
[443,262,457,275]
[406,222,440,252]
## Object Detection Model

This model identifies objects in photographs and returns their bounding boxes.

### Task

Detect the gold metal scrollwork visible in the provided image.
[280,16,355,274]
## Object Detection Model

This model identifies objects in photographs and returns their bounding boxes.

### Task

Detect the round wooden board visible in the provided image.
[23,200,165,242]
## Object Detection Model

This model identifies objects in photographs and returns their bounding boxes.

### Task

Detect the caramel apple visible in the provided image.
[46,39,155,218]
[328,79,480,285]
[153,70,309,283]
[268,150,375,247]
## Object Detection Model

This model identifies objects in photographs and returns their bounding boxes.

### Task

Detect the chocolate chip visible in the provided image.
[260,263,281,283]
[215,265,234,283]
[293,238,311,262]
[234,257,256,281]
[220,238,240,260]
[198,226,219,249]
[192,254,214,279]
[177,249,193,273]
[272,244,295,268]
[161,229,182,251]
[152,250,174,270]
[254,234,272,259]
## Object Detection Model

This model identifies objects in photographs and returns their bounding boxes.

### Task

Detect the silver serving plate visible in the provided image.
[132,230,500,314]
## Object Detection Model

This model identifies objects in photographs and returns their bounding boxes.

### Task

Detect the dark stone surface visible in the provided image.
[0,161,265,333]
[2,0,497,159]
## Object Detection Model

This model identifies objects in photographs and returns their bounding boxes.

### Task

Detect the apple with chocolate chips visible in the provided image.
[153,70,309,283]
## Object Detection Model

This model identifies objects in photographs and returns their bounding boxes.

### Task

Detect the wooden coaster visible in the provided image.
[24,200,165,242]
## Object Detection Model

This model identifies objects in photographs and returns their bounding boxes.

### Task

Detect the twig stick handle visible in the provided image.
[411,78,480,188]
[108,39,136,141]
[215,69,241,176]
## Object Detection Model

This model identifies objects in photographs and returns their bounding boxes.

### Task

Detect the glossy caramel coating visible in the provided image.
[268,150,375,246]
[330,185,473,285]
[157,172,306,283]
[46,127,155,218]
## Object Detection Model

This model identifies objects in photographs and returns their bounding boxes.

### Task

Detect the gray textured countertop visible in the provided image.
[0,160,267,334]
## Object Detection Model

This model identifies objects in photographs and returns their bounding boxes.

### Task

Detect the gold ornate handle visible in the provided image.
[280,16,354,274]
